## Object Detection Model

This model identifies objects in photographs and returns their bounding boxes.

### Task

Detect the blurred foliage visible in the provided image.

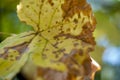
[89,0,120,80]
[90,0,120,62]
[95,11,120,45]
[0,0,33,41]
[1,0,120,80]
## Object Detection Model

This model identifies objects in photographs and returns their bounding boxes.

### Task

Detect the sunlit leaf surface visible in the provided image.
[0,0,100,80]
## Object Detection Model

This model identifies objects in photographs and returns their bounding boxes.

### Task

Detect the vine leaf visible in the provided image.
[0,0,100,80]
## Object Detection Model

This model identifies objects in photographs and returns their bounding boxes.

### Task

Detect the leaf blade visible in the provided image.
[0,31,35,79]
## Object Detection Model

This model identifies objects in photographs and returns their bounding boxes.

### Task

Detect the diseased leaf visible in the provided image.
[0,0,100,80]
[17,0,100,80]
[0,31,35,79]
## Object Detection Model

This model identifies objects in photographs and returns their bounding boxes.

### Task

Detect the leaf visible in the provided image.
[17,0,96,60]
[17,0,100,80]
[0,0,100,79]
[0,31,35,79]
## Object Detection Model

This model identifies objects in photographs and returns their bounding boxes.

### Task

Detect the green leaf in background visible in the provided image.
[94,11,120,46]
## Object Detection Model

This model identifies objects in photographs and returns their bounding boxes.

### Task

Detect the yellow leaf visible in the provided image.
[0,0,100,79]
[17,0,100,80]
[0,31,35,79]
[17,0,99,74]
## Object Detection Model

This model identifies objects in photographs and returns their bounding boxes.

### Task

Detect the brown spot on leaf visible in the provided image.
[26,5,30,8]
[66,28,70,32]
[0,42,29,60]
[79,22,96,45]
[73,19,78,24]
[73,42,79,47]
[78,49,83,56]
[8,42,29,54]
[48,0,54,6]
[37,67,68,80]
[82,58,92,75]
[52,42,59,48]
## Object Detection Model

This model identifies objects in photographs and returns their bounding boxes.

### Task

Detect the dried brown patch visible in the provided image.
[36,49,94,80]
[79,22,96,46]
[61,0,92,20]
[0,42,29,60]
